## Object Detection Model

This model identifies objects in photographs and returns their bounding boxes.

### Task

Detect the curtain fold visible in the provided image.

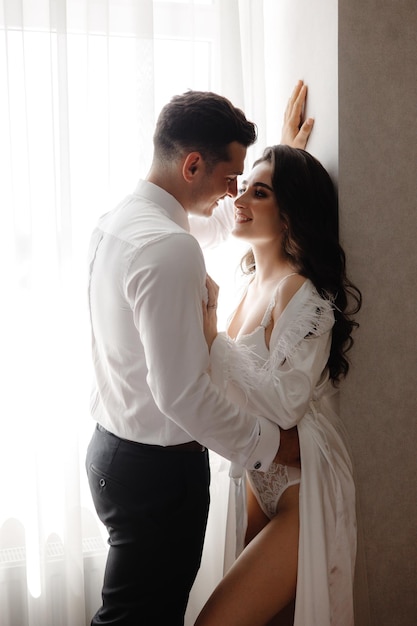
[0,1,270,624]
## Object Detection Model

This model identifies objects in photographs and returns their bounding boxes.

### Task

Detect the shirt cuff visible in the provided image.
[245,416,281,471]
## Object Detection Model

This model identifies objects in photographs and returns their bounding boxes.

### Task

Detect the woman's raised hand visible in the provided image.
[281,80,314,150]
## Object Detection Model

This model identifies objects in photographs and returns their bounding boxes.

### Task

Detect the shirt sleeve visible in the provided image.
[125,231,279,470]
[189,197,234,249]
[209,330,332,430]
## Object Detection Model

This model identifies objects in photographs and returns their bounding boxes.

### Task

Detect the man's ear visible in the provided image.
[182,152,202,182]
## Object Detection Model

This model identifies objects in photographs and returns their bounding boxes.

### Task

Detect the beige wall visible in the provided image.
[268,0,417,623]
[339,1,417,624]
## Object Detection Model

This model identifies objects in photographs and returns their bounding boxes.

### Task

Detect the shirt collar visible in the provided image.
[134,179,190,232]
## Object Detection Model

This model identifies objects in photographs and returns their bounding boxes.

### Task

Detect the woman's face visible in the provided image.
[232,161,285,244]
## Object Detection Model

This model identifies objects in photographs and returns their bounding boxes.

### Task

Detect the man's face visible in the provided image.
[189,141,247,217]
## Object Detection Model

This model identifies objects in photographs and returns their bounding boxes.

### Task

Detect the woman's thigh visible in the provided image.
[195,484,300,626]
[245,480,269,545]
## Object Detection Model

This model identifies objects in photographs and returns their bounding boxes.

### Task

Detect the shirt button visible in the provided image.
[254,461,262,470]
[99,478,106,487]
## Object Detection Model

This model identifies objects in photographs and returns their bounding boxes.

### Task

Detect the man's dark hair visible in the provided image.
[153,90,257,169]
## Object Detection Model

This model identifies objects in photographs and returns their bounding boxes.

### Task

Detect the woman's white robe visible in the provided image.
[190,202,356,625]
[208,280,356,626]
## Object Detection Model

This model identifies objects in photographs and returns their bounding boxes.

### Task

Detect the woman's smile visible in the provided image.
[235,210,252,223]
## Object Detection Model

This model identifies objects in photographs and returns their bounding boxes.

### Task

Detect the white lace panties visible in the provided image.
[247,462,301,519]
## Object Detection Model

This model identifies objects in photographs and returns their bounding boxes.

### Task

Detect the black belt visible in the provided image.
[168,440,206,452]
[97,423,206,452]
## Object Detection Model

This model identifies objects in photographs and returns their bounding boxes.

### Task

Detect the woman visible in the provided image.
[195,145,362,626]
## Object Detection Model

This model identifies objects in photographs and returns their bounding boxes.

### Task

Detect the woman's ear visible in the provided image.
[182,152,202,182]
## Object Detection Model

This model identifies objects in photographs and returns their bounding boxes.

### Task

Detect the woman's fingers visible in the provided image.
[281,80,314,149]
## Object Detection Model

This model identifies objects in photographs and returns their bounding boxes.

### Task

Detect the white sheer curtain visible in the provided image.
[0,1,280,624]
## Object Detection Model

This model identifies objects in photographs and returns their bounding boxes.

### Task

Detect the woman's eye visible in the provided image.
[254,189,266,198]
[238,187,246,195]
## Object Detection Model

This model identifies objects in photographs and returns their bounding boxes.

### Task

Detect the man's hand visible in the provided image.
[274,426,301,469]
[202,274,219,351]
[281,80,314,150]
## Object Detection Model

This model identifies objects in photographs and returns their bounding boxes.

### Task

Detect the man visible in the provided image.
[86,82,312,625]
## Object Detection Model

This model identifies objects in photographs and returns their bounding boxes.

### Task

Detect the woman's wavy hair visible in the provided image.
[241,145,362,383]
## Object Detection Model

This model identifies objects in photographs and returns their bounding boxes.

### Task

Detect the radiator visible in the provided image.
[0,537,107,626]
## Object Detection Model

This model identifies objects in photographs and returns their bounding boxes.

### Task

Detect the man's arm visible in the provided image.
[129,233,280,470]
[280,80,314,149]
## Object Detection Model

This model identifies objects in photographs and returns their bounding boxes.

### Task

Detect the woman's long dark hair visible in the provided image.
[241,145,362,383]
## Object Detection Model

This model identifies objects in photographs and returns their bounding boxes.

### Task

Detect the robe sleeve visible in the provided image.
[209,285,335,429]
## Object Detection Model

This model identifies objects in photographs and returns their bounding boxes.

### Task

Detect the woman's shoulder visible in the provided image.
[272,273,308,322]
[276,273,308,301]
[268,279,335,365]
[273,277,334,333]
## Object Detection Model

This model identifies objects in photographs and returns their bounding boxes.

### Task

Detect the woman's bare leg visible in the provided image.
[246,485,295,626]
[245,480,269,545]
[194,484,299,626]
[266,599,295,626]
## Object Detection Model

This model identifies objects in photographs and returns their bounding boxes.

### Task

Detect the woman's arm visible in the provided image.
[208,285,335,429]
[210,332,331,429]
